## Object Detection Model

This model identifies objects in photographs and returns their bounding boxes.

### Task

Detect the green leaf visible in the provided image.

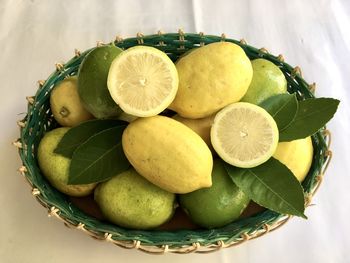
[54,119,127,158]
[279,98,340,141]
[225,158,306,218]
[259,93,298,131]
[68,126,130,185]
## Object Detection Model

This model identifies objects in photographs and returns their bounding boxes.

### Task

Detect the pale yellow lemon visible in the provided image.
[172,113,215,150]
[170,42,253,118]
[273,137,314,182]
[122,115,213,193]
[37,128,96,196]
[50,76,93,126]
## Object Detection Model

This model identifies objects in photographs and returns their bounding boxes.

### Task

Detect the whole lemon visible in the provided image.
[172,113,215,151]
[170,42,253,118]
[37,128,96,196]
[50,76,93,127]
[273,137,314,182]
[179,159,250,229]
[94,169,176,229]
[241,58,287,105]
[122,116,213,194]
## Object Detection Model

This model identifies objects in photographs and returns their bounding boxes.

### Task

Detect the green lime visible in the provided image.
[241,58,287,105]
[78,45,123,119]
[94,169,176,229]
[179,159,250,228]
[37,128,96,196]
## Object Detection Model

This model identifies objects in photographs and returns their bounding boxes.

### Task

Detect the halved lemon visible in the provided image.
[107,46,178,117]
[211,102,279,168]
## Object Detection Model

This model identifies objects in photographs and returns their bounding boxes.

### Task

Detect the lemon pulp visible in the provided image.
[211,102,279,168]
[107,46,178,117]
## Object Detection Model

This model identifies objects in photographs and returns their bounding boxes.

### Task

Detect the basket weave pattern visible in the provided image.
[14,31,332,254]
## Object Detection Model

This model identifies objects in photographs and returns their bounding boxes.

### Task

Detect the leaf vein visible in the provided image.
[245,169,302,214]
[71,143,121,181]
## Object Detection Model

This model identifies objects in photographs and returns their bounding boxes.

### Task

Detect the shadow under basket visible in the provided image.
[15,32,332,254]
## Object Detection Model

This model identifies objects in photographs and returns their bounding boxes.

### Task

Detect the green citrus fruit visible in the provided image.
[273,137,314,182]
[94,169,176,229]
[50,76,93,127]
[179,159,250,228]
[241,58,287,105]
[169,42,253,118]
[78,45,123,119]
[37,127,96,196]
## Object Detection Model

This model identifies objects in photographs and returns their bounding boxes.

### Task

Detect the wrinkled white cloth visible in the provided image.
[1,0,349,262]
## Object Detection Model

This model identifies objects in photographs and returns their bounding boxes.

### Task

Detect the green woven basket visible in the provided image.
[15,31,332,254]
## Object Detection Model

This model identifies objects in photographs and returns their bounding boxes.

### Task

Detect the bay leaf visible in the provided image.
[54,119,127,158]
[279,98,339,141]
[68,126,130,185]
[259,93,298,131]
[225,158,306,218]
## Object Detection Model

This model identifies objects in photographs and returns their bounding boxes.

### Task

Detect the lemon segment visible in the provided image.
[107,46,178,117]
[211,102,279,168]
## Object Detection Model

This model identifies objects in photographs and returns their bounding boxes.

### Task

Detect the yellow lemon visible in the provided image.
[273,137,314,182]
[122,115,213,194]
[170,42,253,118]
[50,76,93,126]
[172,113,215,150]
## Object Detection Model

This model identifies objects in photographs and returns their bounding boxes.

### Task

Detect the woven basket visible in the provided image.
[14,31,332,254]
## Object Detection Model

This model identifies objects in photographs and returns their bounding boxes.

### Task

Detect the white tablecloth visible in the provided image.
[1,0,349,262]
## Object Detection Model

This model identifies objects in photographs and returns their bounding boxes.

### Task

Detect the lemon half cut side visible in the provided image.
[211,102,279,168]
[107,46,178,117]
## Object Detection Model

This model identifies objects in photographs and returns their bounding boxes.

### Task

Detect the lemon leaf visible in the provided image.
[225,158,307,218]
[279,98,340,141]
[259,93,298,131]
[68,126,130,185]
[54,119,127,158]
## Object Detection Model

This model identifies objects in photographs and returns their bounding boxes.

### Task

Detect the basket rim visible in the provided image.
[14,31,332,254]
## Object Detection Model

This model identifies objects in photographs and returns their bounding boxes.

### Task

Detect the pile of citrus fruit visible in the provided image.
[38,41,316,229]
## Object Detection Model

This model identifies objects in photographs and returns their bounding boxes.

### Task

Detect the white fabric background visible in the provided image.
[1,0,349,262]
